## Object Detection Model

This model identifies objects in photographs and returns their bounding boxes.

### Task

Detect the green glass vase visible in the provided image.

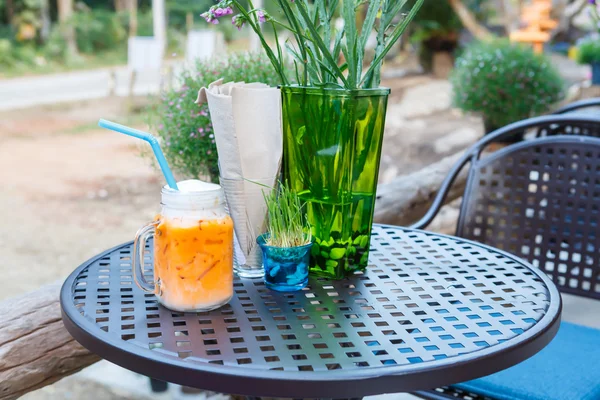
[281,86,390,279]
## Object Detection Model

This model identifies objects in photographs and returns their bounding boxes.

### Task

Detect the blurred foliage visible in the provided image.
[451,40,565,129]
[409,0,490,44]
[407,0,491,71]
[70,8,126,53]
[577,35,600,65]
[148,52,281,182]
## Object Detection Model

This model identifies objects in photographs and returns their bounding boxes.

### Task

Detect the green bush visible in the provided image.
[42,26,68,60]
[71,9,127,53]
[149,52,282,182]
[451,40,565,129]
[0,39,14,67]
[577,36,600,65]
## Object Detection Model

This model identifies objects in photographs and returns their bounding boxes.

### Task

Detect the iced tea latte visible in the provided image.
[133,180,234,312]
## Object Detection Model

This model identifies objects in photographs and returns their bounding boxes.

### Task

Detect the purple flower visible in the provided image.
[257,10,268,23]
[232,14,246,30]
[590,0,596,4]
[200,10,215,23]
[214,8,226,17]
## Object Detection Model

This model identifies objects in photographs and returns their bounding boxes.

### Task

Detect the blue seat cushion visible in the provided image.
[455,322,600,400]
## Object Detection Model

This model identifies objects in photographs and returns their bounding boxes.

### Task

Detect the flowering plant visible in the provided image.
[202,0,424,90]
[148,52,280,182]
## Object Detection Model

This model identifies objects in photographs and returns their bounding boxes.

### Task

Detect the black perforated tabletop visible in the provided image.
[60,225,561,399]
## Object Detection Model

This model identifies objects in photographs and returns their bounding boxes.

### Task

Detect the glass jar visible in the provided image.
[133,180,234,312]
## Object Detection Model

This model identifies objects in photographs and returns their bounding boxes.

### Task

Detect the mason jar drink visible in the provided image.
[133,180,234,312]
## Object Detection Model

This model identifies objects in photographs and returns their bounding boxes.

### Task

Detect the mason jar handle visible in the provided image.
[133,221,159,294]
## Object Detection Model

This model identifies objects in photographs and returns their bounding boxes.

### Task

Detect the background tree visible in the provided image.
[57,0,77,56]
[447,0,493,40]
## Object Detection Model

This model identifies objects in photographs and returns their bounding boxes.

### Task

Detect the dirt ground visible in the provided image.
[0,98,162,300]
[0,76,481,301]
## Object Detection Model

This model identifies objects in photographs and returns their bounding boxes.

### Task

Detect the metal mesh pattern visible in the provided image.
[535,120,600,138]
[415,387,492,400]
[66,225,557,393]
[459,137,600,299]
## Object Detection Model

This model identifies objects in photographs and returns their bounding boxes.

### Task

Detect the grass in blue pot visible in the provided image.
[258,182,313,292]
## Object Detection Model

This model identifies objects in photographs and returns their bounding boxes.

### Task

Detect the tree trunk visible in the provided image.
[57,0,78,56]
[0,283,100,400]
[186,12,194,32]
[5,0,14,25]
[40,0,51,41]
[501,0,521,34]
[550,0,588,39]
[374,152,467,227]
[129,0,138,37]
[114,0,127,12]
[447,0,495,41]
[152,0,167,51]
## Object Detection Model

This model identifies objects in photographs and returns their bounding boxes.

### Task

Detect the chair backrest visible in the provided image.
[457,135,600,299]
[411,115,600,300]
[552,98,600,117]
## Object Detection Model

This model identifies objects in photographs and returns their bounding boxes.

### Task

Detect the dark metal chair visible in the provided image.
[410,114,600,400]
[552,97,600,115]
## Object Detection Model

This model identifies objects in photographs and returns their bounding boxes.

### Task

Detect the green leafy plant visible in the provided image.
[407,0,490,71]
[263,182,311,248]
[409,0,463,44]
[451,40,565,129]
[70,9,127,53]
[576,1,600,65]
[148,52,281,183]
[201,0,424,89]
[0,39,14,67]
[577,35,600,65]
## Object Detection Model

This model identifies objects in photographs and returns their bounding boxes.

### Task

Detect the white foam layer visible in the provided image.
[176,179,221,193]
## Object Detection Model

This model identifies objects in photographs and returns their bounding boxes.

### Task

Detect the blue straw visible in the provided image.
[98,119,179,191]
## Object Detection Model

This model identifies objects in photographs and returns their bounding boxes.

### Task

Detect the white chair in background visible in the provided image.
[127,36,165,96]
[185,30,223,64]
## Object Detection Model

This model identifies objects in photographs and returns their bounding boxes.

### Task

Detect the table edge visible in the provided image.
[60,226,562,398]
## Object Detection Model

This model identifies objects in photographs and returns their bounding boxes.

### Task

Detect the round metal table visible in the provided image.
[61,225,561,399]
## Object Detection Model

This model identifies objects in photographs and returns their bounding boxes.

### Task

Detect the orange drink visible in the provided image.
[154,217,233,311]
[133,180,234,312]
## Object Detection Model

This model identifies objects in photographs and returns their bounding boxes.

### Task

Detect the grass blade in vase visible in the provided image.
[203,0,424,279]
[257,182,313,292]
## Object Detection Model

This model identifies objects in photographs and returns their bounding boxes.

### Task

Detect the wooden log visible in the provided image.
[374,152,467,227]
[0,156,466,399]
[0,283,99,400]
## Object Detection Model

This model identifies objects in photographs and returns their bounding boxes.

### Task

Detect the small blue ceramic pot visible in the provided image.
[257,234,313,292]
